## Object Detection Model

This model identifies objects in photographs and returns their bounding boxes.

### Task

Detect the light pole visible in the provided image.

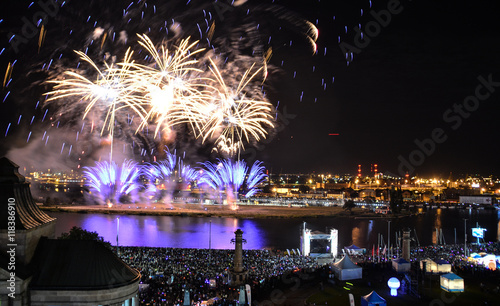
[116,217,120,255]
[209,220,212,250]
[209,220,212,267]
[463,218,468,257]
[387,220,391,259]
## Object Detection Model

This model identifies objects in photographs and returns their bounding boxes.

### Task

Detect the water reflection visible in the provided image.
[76,213,265,249]
[367,220,373,239]
[432,208,442,244]
[48,209,500,250]
[498,211,500,242]
[351,226,361,246]
[351,220,372,248]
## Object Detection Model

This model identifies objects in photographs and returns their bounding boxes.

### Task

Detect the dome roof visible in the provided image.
[30,238,140,290]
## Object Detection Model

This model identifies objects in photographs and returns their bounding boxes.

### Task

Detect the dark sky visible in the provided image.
[1,0,499,177]
[253,0,500,177]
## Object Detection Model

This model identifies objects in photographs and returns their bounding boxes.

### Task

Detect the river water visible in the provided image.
[47,208,500,250]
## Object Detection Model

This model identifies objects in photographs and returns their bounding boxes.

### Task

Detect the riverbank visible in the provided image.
[40,203,414,219]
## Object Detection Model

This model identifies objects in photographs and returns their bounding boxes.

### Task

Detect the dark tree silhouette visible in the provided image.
[390,188,403,213]
[343,199,356,213]
[58,226,112,249]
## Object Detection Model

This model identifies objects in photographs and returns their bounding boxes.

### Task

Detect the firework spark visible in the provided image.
[130,34,211,137]
[244,161,268,198]
[83,159,141,204]
[199,158,267,207]
[45,49,147,160]
[201,58,274,156]
[3,0,320,171]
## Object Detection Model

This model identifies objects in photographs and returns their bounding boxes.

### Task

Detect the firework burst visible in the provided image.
[201,58,274,156]
[130,34,211,137]
[45,48,148,160]
[199,158,267,207]
[83,159,141,205]
[244,161,268,198]
[2,0,320,171]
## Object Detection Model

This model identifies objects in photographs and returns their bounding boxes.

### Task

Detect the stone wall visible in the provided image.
[30,279,140,306]
[0,220,56,265]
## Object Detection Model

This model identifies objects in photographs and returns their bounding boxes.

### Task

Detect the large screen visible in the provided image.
[472,228,486,239]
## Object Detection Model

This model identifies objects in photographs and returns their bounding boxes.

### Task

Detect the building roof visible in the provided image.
[435,259,450,265]
[0,157,56,230]
[333,255,361,270]
[29,238,140,290]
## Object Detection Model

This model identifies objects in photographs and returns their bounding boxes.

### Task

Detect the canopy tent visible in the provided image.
[344,244,365,255]
[392,258,411,273]
[332,255,362,280]
[420,258,451,274]
[361,291,386,306]
[440,273,464,292]
[468,254,500,270]
[434,259,452,273]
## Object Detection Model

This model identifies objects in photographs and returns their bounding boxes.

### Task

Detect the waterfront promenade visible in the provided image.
[41,202,410,219]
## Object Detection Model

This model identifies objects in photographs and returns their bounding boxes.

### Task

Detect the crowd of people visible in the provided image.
[411,242,500,280]
[116,242,499,305]
[118,247,321,305]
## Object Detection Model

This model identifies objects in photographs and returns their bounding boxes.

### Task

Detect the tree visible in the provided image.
[262,184,272,194]
[343,199,356,213]
[45,196,53,206]
[58,226,112,249]
[390,188,403,213]
[298,185,310,194]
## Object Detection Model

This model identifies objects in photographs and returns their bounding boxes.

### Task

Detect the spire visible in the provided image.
[0,157,56,230]
[0,157,26,183]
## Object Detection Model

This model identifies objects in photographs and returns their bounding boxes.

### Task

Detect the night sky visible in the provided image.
[1,0,499,177]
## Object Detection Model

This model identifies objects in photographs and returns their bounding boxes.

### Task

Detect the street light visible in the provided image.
[463,218,468,257]
[116,217,120,255]
[387,220,391,259]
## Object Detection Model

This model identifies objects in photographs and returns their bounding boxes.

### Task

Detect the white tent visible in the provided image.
[420,259,434,273]
[434,259,452,273]
[420,258,451,274]
[332,255,362,280]
[392,258,411,273]
[440,273,464,292]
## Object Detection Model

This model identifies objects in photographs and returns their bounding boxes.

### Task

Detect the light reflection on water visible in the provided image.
[48,209,499,250]
[432,208,442,244]
[498,211,500,241]
[72,213,267,249]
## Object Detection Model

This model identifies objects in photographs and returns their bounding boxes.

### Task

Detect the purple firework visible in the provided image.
[199,159,267,198]
[83,159,141,204]
[244,161,268,197]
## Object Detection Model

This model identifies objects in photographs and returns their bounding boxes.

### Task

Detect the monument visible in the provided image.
[402,229,411,261]
[229,229,247,286]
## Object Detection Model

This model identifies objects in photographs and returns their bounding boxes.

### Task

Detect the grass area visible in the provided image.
[307,267,500,306]
[307,278,420,305]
